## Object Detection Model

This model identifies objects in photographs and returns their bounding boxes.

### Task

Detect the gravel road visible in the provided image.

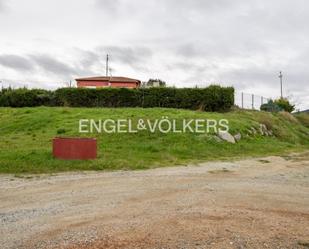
[1,152,309,249]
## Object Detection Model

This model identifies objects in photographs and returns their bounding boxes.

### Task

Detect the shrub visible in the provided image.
[0,85,235,112]
[260,100,282,112]
[0,88,53,107]
[57,128,66,134]
[274,98,295,113]
[145,79,167,87]
[54,85,234,111]
[54,87,141,107]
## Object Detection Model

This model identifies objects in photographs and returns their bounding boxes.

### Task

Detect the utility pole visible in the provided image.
[279,71,283,99]
[252,94,254,110]
[106,54,109,77]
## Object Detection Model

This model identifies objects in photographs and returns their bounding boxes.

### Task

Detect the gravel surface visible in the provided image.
[1,152,309,249]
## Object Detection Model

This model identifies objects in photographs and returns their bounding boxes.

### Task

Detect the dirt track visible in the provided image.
[1,152,309,249]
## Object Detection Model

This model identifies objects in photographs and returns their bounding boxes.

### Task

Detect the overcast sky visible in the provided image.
[0,0,308,109]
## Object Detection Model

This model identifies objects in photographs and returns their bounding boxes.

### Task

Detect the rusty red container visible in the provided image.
[53,137,97,160]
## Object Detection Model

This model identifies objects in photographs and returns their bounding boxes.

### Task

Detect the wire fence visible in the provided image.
[179,84,272,111]
[234,92,271,110]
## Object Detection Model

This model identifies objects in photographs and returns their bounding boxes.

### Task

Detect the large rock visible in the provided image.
[218,131,236,144]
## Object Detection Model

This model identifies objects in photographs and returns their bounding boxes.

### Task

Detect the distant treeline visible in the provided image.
[0,86,234,112]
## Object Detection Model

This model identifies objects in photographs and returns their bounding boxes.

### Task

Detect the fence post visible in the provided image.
[241,92,244,109]
[252,94,254,110]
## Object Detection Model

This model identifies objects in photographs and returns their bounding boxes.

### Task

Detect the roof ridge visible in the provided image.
[76,76,140,83]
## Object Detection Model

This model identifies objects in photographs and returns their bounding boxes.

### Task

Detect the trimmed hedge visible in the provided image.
[0,85,234,112]
[0,88,54,107]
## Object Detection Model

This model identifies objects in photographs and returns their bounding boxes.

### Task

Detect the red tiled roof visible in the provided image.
[75,76,140,83]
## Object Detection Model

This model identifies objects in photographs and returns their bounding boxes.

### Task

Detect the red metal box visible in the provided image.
[53,137,97,160]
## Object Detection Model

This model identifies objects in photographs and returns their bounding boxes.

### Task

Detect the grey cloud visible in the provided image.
[167,61,218,76]
[162,0,238,13]
[0,0,6,12]
[95,0,120,12]
[0,54,34,71]
[72,49,102,75]
[1,0,309,109]
[100,46,152,63]
[29,54,78,76]
[74,46,153,73]
[95,0,236,15]
[79,50,101,68]
[173,33,274,60]
[97,46,153,72]
[217,66,309,99]
[0,53,83,79]
[175,44,202,58]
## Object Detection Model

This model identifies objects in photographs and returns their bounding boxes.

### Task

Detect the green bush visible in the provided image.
[260,100,282,112]
[54,87,141,107]
[56,128,66,134]
[55,85,234,111]
[0,86,234,112]
[0,88,53,107]
[274,98,295,113]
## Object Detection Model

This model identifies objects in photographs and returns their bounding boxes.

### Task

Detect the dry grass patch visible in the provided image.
[279,111,299,124]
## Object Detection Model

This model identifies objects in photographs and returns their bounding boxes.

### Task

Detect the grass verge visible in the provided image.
[0,107,308,174]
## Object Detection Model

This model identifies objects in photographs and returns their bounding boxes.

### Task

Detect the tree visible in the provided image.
[261,98,295,113]
[261,99,282,112]
[274,98,295,113]
[146,79,166,87]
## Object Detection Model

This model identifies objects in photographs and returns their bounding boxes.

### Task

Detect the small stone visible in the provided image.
[213,135,222,143]
[259,126,264,136]
[218,131,236,144]
[263,124,268,131]
[234,133,242,142]
[251,127,257,135]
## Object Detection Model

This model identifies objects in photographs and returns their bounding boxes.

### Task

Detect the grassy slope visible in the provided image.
[0,107,308,174]
[295,112,309,128]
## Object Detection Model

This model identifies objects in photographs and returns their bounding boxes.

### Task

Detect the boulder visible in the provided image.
[218,131,236,144]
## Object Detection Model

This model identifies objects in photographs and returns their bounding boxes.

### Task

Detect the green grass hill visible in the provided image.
[0,107,308,174]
